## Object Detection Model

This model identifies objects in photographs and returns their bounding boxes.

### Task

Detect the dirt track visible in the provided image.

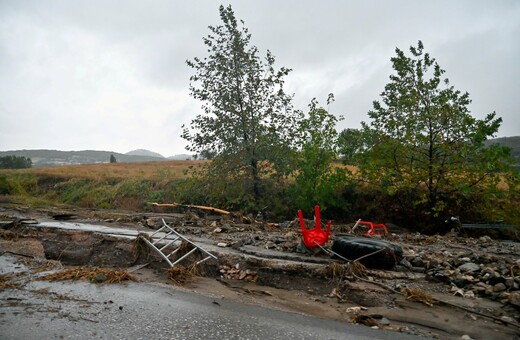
[1,203,519,339]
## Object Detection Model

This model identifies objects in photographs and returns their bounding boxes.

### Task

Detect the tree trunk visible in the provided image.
[251,158,260,199]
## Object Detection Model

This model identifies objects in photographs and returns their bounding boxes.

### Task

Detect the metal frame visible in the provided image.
[138,219,217,267]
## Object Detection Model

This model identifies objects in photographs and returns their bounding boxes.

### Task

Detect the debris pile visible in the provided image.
[394,234,520,309]
[1,205,520,338]
[37,267,137,284]
[219,264,258,282]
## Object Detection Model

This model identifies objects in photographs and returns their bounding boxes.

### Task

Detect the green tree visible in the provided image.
[337,128,374,165]
[291,94,346,212]
[109,154,117,163]
[0,155,32,169]
[360,41,514,226]
[183,5,299,202]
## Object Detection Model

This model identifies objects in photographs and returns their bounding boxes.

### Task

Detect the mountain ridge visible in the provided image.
[0,149,193,167]
[126,149,164,158]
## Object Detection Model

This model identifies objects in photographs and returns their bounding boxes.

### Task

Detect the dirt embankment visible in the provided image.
[1,204,520,339]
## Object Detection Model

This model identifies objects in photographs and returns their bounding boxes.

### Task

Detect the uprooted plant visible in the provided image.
[166,263,200,286]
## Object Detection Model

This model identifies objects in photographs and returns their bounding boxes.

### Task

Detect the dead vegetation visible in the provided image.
[346,261,368,278]
[0,273,20,291]
[5,160,206,180]
[37,267,137,284]
[166,263,200,286]
[402,287,437,306]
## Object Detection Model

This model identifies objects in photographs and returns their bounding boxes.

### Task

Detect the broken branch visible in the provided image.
[151,202,230,215]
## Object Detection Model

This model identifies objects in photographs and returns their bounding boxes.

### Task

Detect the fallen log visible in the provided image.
[151,202,230,215]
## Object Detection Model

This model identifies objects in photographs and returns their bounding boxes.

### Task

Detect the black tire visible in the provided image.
[331,236,403,269]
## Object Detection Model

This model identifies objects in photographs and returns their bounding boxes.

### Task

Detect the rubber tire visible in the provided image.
[331,236,403,270]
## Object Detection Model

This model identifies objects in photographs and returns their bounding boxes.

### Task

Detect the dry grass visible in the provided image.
[346,261,368,278]
[166,263,200,286]
[31,260,62,273]
[4,160,208,181]
[37,267,137,284]
[328,262,346,285]
[402,287,437,306]
[0,273,20,290]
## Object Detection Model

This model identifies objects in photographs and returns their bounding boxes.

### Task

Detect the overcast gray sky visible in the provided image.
[1,0,519,157]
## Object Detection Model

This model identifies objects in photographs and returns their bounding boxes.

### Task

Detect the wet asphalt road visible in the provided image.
[0,275,421,340]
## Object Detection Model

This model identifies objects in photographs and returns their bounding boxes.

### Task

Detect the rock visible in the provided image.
[378,317,391,325]
[479,235,492,243]
[265,241,277,249]
[460,335,473,340]
[400,258,413,269]
[458,262,480,273]
[213,227,222,233]
[463,291,475,299]
[411,257,424,267]
[270,236,287,244]
[426,258,440,269]
[509,292,520,307]
[217,242,228,247]
[505,277,516,288]
[94,273,106,283]
[493,283,507,292]
[488,274,506,285]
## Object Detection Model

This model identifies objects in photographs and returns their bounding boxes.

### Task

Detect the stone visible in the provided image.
[94,273,106,283]
[217,242,228,247]
[458,262,480,273]
[400,258,412,269]
[505,277,515,288]
[265,241,277,249]
[426,258,440,269]
[463,291,475,299]
[479,236,492,243]
[270,235,288,244]
[488,274,506,285]
[509,292,520,307]
[493,282,507,292]
[411,257,424,267]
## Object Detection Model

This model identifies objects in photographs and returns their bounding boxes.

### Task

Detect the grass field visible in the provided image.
[0,160,208,181]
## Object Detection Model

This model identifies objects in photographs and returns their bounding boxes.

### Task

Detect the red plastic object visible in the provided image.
[298,205,331,248]
[357,220,388,236]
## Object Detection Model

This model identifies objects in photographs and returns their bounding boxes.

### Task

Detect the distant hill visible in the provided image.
[126,149,164,158]
[485,136,520,167]
[0,149,166,167]
[168,154,194,160]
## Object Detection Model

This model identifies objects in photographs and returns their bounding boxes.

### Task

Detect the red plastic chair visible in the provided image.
[298,205,331,248]
[356,220,388,236]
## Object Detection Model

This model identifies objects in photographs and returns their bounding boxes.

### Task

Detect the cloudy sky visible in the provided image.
[1,0,519,157]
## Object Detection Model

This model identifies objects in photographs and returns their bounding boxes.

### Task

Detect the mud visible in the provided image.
[1,203,520,339]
